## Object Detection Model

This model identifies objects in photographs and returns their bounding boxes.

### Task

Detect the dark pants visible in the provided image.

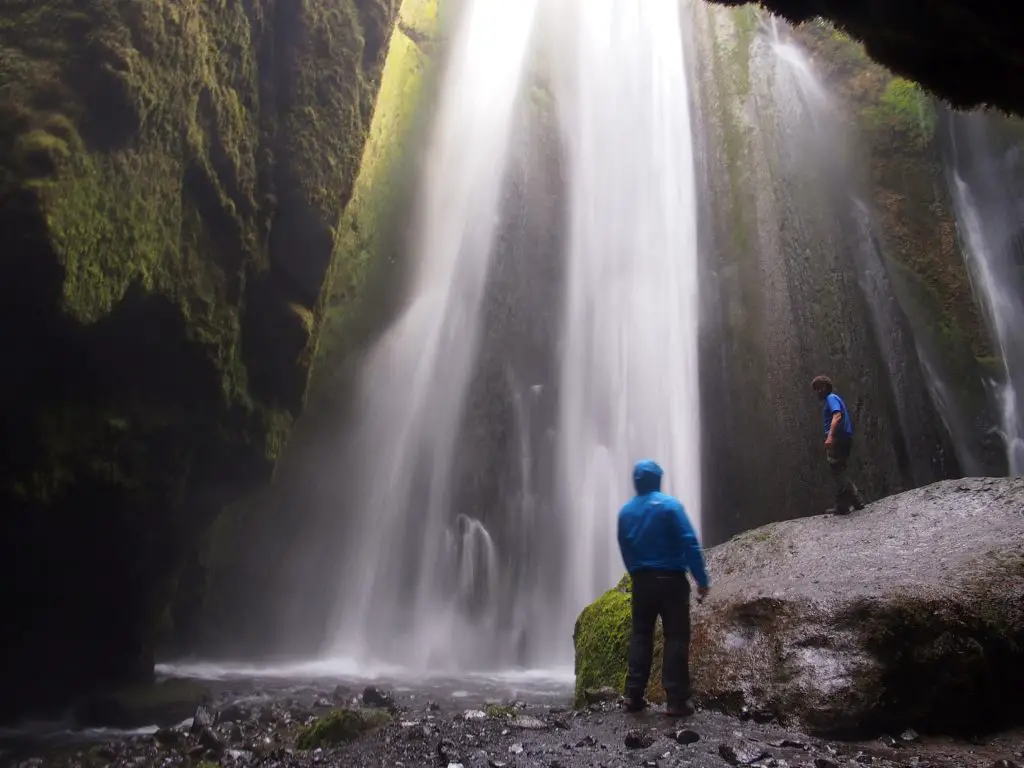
[625,570,691,705]
[826,436,864,513]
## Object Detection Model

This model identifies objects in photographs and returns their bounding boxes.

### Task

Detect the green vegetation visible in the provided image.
[315,0,441,367]
[485,703,516,718]
[0,0,395,703]
[295,709,392,749]
[573,574,665,707]
[866,77,938,149]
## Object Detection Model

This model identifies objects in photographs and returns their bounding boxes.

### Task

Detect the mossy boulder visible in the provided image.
[0,0,395,718]
[573,477,1024,736]
[295,708,392,749]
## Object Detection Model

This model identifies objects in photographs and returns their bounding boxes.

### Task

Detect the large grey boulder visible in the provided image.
[574,477,1024,736]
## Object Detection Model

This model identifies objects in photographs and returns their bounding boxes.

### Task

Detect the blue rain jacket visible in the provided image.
[616,460,710,588]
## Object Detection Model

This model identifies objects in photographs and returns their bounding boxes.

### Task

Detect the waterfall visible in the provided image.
[944,113,1024,476]
[323,0,541,670]
[548,0,702,617]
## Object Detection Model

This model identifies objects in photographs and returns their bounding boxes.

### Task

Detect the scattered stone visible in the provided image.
[190,704,215,735]
[719,742,769,765]
[575,735,598,748]
[510,716,548,730]
[853,752,872,764]
[878,735,900,749]
[624,729,655,749]
[362,686,395,710]
[768,738,806,749]
[508,743,524,755]
[989,762,1023,768]
[461,709,487,720]
[900,728,920,743]
[427,701,441,712]
[583,687,619,705]
[438,739,460,764]
[814,758,840,768]
[671,729,701,745]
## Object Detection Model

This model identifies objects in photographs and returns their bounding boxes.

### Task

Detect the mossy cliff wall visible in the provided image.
[703,0,1023,118]
[0,0,395,716]
[174,0,444,657]
[688,4,966,544]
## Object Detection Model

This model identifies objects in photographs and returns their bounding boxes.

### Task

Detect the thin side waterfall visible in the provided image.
[945,114,1024,475]
[549,0,702,614]
[323,0,541,669]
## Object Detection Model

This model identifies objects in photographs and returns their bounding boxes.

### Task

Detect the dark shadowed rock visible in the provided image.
[624,728,655,749]
[672,728,701,745]
[362,686,396,710]
[575,478,1024,736]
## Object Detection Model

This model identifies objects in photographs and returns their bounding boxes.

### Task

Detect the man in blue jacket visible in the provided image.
[617,460,709,717]
[812,375,866,515]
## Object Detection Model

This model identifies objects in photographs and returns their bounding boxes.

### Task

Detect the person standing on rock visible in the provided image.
[812,375,866,515]
[617,459,710,717]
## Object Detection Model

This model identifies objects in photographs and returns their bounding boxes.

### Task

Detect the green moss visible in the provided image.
[314,0,440,366]
[485,703,516,718]
[572,574,666,708]
[865,77,937,149]
[295,708,391,749]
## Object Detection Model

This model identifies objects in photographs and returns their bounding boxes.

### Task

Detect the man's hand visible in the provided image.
[697,585,710,603]
[824,434,834,449]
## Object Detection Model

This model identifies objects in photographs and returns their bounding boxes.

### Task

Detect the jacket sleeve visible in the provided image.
[617,509,631,572]
[672,502,710,588]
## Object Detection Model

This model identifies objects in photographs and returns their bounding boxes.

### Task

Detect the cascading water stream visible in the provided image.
[944,114,1024,475]
[548,0,702,617]
[323,0,541,670]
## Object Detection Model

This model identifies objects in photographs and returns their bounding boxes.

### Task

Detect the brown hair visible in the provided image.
[811,375,834,393]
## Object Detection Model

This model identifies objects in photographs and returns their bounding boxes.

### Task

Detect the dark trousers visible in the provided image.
[625,570,691,705]
[826,435,864,512]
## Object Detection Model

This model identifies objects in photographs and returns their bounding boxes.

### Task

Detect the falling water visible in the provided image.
[944,113,1024,475]
[323,0,541,669]
[549,0,702,613]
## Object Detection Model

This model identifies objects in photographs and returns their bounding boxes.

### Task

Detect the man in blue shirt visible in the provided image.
[617,460,709,717]
[812,375,866,515]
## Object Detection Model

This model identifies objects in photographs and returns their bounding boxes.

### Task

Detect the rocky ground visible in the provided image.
[8,683,1023,768]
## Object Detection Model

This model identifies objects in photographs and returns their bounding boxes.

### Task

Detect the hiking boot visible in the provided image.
[665,700,695,718]
[622,696,647,713]
[826,506,851,516]
[851,491,866,511]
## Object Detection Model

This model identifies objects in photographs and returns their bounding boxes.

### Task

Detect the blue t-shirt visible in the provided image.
[822,392,853,438]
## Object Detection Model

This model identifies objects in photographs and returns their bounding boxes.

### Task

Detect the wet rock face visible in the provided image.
[0,0,394,719]
[575,477,1024,736]
[705,0,1024,117]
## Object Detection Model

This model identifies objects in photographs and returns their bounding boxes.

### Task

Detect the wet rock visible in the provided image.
[814,758,840,768]
[217,702,251,724]
[900,728,920,743]
[74,679,211,729]
[624,729,655,749]
[575,735,598,748]
[990,761,1023,768]
[582,687,620,705]
[154,727,183,747]
[190,704,215,735]
[768,738,806,749]
[332,684,353,703]
[878,735,900,749]
[362,686,395,710]
[574,478,1024,735]
[510,716,548,730]
[508,742,524,754]
[198,726,225,754]
[438,738,461,764]
[671,728,701,745]
[719,742,769,765]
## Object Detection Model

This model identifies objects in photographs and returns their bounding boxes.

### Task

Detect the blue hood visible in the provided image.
[632,460,663,495]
